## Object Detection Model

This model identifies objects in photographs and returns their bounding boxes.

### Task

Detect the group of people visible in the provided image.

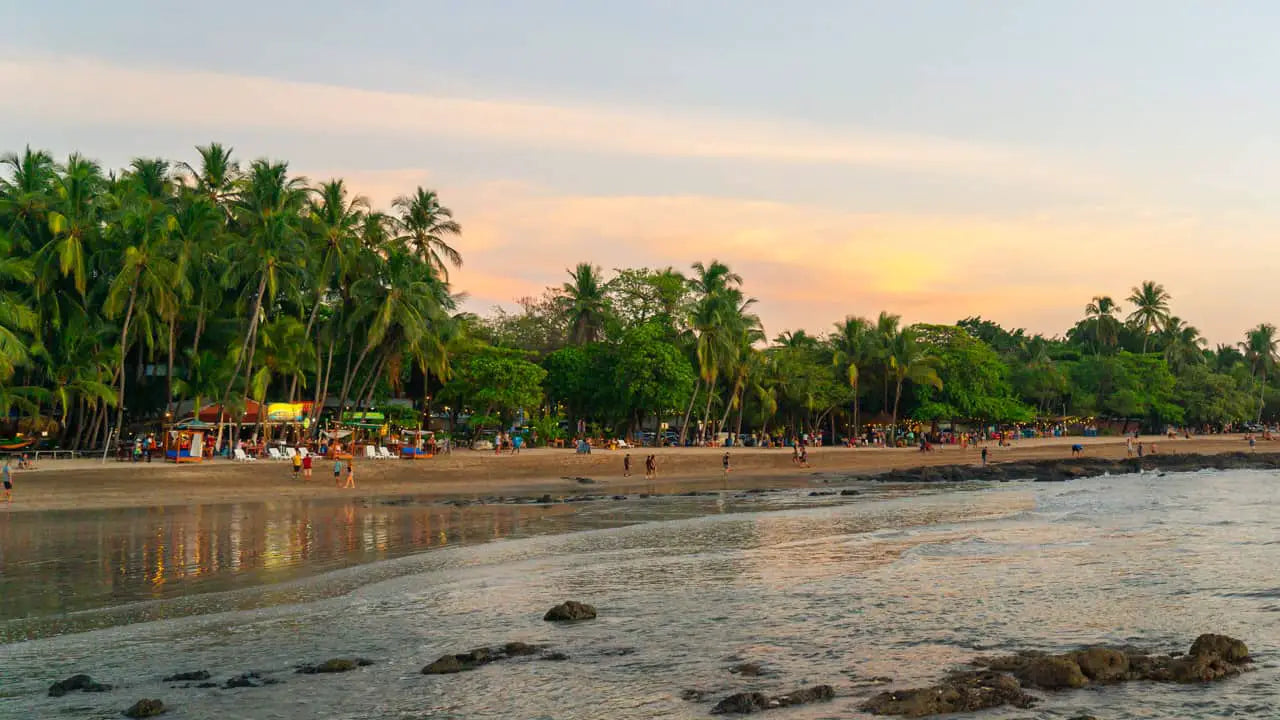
[493,431,524,454]
[289,451,356,488]
[621,453,660,480]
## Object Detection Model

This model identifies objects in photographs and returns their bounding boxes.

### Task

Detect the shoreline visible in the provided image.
[1,434,1269,513]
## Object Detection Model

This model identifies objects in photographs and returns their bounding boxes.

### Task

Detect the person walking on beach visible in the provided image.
[1126,436,1134,457]
[333,458,343,487]
[645,454,656,481]
[623,453,632,477]
[302,452,313,481]
[981,446,988,467]
[791,443,800,464]
[2,458,12,504]
[344,461,356,488]
[292,451,302,479]
[1137,442,1144,458]
[798,445,809,468]
[722,451,731,477]
[1249,434,1257,452]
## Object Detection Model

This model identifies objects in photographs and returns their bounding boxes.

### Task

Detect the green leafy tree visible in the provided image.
[1126,281,1172,353]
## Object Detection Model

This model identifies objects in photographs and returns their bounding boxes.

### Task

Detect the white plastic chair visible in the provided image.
[233,448,256,462]
[267,447,284,460]
[297,447,308,458]
[363,445,377,459]
[377,446,393,459]
[284,447,298,460]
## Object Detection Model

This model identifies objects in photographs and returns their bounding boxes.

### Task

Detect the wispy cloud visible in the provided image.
[1,55,1087,183]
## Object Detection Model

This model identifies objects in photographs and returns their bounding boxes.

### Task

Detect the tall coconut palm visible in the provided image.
[885,326,942,439]
[0,231,36,380]
[1084,296,1121,356]
[1126,281,1171,353]
[1241,323,1278,422]
[873,311,902,412]
[392,187,461,279]
[829,315,872,437]
[560,262,609,345]
[679,260,748,444]
[178,142,239,209]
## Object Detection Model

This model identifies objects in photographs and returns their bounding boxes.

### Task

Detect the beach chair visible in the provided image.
[284,447,297,460]
[297,447,308,458]
[267,447,284,460]
[233,448,255,462]
[377,446,393,459]
[363,445,377,459]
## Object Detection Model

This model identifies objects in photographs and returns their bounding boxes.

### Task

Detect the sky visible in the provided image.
[4,1,1280,345]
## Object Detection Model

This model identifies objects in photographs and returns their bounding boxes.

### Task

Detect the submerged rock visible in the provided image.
[861,671,1036,717]
[543,600,597,622]
[162,670,210,682]
[422,643,549,675]
[295,658,366,674]
[123,698,166,718]
[710,685,834,714]
[850,452,1280,484]
[223,672,279,689]
[48,674,113,697]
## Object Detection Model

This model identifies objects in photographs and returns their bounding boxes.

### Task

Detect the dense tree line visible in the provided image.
[1,146,1276,450]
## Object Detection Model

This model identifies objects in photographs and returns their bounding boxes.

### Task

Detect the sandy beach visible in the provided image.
[4,433,1260,512]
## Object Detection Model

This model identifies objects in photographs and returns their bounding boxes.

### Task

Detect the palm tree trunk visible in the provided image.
[113,278,140,442]
[216,272,268,450]
[311,336,336,438]
[165,319,177,416]
[701,379,716,444]
[1258,366,1268,422]
[678,378,701,445]
[891,377,905,443]
[335,341,376,422]
[735,394,746,438]
[192,305,206,357]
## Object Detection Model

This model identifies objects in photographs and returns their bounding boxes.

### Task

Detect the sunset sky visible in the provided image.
[6,1,1280,345]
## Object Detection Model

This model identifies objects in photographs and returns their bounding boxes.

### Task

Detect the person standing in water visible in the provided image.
[722,451,731,476]
[981,446,988,467]
[2,458,12,504]
[623,453,632,477]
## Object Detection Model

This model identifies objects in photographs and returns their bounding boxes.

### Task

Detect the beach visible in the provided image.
[3,433,1261,512]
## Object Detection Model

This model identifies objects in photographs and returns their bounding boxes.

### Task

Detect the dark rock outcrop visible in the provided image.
[223,672,279,689]
[421,643,548,675]
[543,600,597,622]
[861,671,1035,717]
[844,451,1280,484]
[123,699,166,718]
[162,670,210,682]
[295,658,370,674]
[867,634,1252,716]
[710,685,834,714]
[48,674,113,697]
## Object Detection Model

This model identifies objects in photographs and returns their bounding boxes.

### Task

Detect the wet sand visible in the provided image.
[3,434,1259,512]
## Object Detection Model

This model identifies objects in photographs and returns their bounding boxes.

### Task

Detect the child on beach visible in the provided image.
[722,451,731,476]
[644,454,656,481]
[292,451,302,478]
[344,461,355,488]
[334,458,343,487]
[2,458,11,504]
[302,452,313,480]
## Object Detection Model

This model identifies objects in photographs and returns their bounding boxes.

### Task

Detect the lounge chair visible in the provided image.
[377,446,393,459]
[363,445,377,459]
[233,448,256,462]
[297,447,308,458]
[284,447,297,460]
[266,447,284,460]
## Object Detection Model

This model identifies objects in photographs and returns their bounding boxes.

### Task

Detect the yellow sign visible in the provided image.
[266,403,306,422]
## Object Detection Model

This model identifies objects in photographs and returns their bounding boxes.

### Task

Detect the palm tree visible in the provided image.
[886,326,942,439]
[1126,281,1171,353]
[873,311,901,412]
[102,170,179,444]
[392,187,462,279]
[1241,323,1278,422]
[1084,295,1121,355]
[178,142,239,207]
[1160,316,1206,374]
[679,260,749,444]
[560,263,609,345]
[0,231,36,380]
[829,315,872,437]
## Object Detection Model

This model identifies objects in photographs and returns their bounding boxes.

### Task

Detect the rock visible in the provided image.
[1022,656,1089,689]
[162,670,209,682]
[1189,633,1250,662]
[681,688,710,702]
[729,662,766,676]
[840,489,861,496]
[612,494,628,500]
[537,494,554,504]
[223,672,276,689]
[123,699,166,718]
[502,642,540,657]
[860,671,1036,717]
[422,655,470,675]
[575,477,595,484]
[808,491,836,496]
[295,658,359,674]
[1072,647,1129,683]
[1069,716,1100,720]
[543,600,597,622]
[710,685,834,714]
[710,692,769,714]
[195,683,217,689]
[48,674,113,697]
[542,652,570,661]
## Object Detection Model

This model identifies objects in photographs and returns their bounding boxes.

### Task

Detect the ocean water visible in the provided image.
[0,470,1275,719]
